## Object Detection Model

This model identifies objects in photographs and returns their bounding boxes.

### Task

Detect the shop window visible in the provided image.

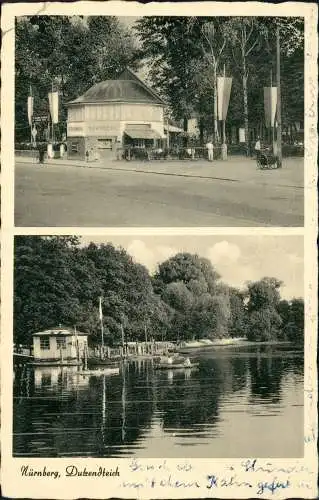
[40,337,50,350]
[134,139,145,148]
[56,337,66,350]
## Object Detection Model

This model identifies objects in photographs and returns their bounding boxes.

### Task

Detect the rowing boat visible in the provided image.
[155,362,199,370]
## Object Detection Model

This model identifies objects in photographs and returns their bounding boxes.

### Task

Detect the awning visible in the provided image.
[125,126,162,140]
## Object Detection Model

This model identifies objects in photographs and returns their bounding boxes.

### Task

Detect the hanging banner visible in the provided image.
[31,125,37,139]
[263,87,277,127]
[239,128,245,143]
[27,96,33,126]
[48,91,59,124]
[217,77,233,121]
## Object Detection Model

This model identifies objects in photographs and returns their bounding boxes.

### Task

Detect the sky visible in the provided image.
[80,235,304,300]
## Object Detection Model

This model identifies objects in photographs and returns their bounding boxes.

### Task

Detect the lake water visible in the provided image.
[13,344,304,458]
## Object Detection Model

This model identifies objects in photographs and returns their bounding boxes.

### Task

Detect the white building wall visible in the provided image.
[33,335,85,360]
[67,103,165,139]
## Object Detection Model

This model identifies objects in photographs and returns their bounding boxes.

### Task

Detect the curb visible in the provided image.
[16,158,303,189]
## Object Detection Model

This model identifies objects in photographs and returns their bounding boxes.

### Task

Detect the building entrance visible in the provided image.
[97,138,114,159]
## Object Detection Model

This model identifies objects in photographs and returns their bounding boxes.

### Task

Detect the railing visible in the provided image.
[89,341,173,359]
[119,146,224,161]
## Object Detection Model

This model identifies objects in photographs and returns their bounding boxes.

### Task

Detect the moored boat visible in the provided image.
[155,362,199,370]
[77,367,120,376]
[155,354,199,370]
[87,356,121,367]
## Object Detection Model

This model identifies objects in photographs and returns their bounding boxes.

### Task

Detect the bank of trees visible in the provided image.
[15,16,303,147]
[135,16,304,149]
[14,237,303,346]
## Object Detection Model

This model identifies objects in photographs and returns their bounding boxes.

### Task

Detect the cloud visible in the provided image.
[287,253,303,265]
[127,240,177,273]
[127,240,155,271]
[207,241,241,264]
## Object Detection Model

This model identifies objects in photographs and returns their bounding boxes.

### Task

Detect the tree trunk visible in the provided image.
[242,69,249,156]
[183,116,188,147]
[199,117,204,145]
[213,62,218,143]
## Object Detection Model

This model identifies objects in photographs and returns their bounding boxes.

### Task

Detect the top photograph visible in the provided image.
[14,15,304,227]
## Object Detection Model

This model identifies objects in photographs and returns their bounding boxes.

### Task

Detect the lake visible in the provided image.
[13,344,304,458]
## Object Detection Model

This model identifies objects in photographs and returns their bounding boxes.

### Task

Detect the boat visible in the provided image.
[155,355,199,370]
[77,367,120,376]
[177,338,249,354]
[155,362,199,370]
[31,360,82,367]
[87,356,121,367]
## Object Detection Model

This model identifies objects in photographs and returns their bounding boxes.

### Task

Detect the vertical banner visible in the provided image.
[239,128,245,143]
[48,91,59,124]
[263,86,277,127]
[27,96,33,126]
[217,77,233,120]
[31,125,37,146]
[99,297,103,321]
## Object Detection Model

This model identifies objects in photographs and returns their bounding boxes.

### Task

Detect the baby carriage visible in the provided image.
[256,148,278,170]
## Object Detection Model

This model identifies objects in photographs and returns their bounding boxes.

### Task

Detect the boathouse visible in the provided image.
[67,68,167,160]
[32,328,88,363]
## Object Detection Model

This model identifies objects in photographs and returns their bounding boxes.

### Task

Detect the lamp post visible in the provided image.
[276,26,282,168]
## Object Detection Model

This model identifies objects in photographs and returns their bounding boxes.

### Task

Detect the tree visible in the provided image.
[278,298,304,344]
[246,277,283,341]
[226,18,267,154]
[200,20,230,142]
[135,17,210,138]
[154,252,233,340]
[248,307,282,342]
[228,287,248,338]
[14,236,83,343]
[15,16,138,143]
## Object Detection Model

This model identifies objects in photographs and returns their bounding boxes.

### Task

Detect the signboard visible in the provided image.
[187,118,199,136]
[33,115,48,123]
[264,87,277,127]
[217,77,232,121]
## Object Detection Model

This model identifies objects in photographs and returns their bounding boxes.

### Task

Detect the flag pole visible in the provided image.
[222,64,226,145]
[270,69,275,149]
[51,82,55,144]
[30,86,32,146]
[276,26,282,168]
[99,297,104,351]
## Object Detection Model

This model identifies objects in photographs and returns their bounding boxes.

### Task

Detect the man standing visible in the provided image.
[254,137,261,157]
[206,139,214,162]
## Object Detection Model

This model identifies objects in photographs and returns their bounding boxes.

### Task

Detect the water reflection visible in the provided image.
[13,345,304,458]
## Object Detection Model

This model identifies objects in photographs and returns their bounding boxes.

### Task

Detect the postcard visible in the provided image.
[1,1,318,498]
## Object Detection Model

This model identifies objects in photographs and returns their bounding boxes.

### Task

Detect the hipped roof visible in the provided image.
[33,328,88,337]
[68,68,166,106]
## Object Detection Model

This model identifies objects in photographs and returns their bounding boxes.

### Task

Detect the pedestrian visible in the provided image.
[85,150,89,163]
[38,143,45,164]
[254,137,261,158]
[60,143,65,159]
[206,139,214,161]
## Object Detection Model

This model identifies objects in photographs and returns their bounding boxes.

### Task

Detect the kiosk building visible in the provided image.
[67,68,167,160]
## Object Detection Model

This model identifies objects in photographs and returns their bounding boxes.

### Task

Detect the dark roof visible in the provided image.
[33,328,88,337]
[68,68,165,106]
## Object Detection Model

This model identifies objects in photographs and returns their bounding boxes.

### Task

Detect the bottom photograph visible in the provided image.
[13,234,304,458]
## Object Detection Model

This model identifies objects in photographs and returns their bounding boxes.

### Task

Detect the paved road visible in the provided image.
[15,162,303,227]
